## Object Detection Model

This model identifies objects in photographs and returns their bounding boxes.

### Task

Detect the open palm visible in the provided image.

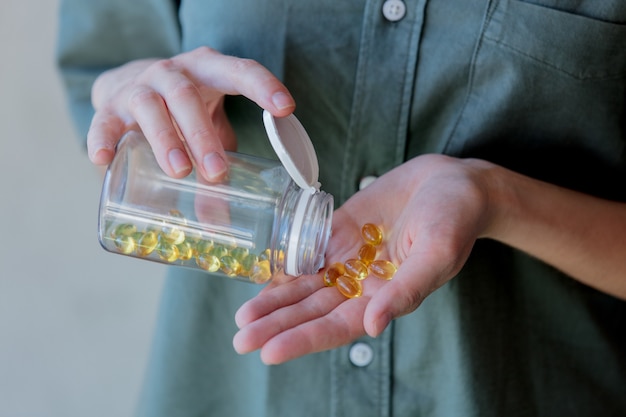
[234,154,494,364]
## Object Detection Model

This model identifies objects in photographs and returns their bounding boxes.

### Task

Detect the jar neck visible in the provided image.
[271,182,333,276]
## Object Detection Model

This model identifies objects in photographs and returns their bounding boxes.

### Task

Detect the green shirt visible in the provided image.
[57,0,626,415]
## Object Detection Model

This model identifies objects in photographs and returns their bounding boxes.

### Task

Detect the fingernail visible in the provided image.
[90,147,114,165]
[168,148,191,175]
[204,152,228,181]
[373,313,392,337]
[272,92,295,111]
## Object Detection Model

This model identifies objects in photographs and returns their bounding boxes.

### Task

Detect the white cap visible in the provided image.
[263,110,321,194]
[263,110,325,275]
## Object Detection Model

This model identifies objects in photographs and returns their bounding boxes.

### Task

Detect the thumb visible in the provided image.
[362,254,442,337]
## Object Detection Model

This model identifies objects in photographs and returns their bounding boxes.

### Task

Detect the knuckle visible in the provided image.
[187,126,213,143]
[127,86,161,109]
[153,125,179,144]
[168,80,199,101]
[148,58,178,74]
[191,45,217,57]
[229,57,261,74]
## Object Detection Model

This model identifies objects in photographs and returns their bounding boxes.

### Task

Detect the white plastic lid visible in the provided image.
[263,110,321,194]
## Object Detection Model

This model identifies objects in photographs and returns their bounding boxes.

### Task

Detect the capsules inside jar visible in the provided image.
[103,209,274,283]
[323,223,397,298]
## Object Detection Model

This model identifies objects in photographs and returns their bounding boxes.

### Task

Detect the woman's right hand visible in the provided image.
[87,46,296,181]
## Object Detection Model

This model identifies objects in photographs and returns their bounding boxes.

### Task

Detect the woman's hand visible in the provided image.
[233,154,497,364]
[87,46,295,181]
[233,153,626,364]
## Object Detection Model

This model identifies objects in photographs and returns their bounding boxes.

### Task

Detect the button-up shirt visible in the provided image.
[57,0,626,415]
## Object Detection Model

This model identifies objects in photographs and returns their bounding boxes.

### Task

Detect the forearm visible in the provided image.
[484,162,626,299]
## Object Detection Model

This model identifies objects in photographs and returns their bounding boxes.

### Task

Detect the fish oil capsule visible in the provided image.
[195,239,214,255]
[357,244,377,265]
[230,247,250,262]
[361,223,383,246]
[161,226,185,245]
[161,210,187,244]
[258,248,271,262]
[157,242,179,263]
[136,231,158,257]
[239,253,259,276]
[114,235,136,254]
[369,260,397,280]
[210,244,229,259]
[344,259,369,281]
[177,241,194,261]
[323,263,346,287]
[113,223,137,238]
[336,275,363,298]
[220,255,241,277]
[196,253,220,272]
[250,260,272,284]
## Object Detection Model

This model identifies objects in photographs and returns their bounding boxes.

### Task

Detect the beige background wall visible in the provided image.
[0,1,165,416]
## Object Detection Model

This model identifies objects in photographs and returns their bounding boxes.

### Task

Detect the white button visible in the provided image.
[382,0,407,22]
[349,342,374,367]
[359,176,378,190]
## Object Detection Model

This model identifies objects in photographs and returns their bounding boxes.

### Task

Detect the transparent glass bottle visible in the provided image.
[98,111,334,283]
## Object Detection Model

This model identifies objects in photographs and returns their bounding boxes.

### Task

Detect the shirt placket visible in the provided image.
[338,0,426,204]
[333,2,427,416]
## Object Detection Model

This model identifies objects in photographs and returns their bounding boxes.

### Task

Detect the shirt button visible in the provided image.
[382,0,407,22]
[359,176,378,190]
[349,342,374,367]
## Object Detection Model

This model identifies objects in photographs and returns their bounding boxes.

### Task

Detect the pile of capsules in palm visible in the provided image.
[104,209,274,284]
[323,223,397,298]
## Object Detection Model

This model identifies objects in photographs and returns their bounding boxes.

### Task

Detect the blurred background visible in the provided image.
[0,1,165,416]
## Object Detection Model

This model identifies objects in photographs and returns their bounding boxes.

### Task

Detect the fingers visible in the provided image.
[87,47,296,180]
[234,281,369,365]
[234,274,325,329]
[258,297,369,365]
[128,83,195,177]
[87,109,128,165]
[363,255,429,337]
[233,282,344,355]
[179,47,295,116]
[363,226,472,337]
[139,49,296,179]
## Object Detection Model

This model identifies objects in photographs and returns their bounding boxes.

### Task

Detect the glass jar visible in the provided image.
[98,112,334,283]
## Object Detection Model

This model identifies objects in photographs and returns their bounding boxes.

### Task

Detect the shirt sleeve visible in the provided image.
[55,0,181,145]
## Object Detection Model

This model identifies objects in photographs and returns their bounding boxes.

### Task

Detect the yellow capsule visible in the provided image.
[210,244,229,259]
[177,241,194,261]
[239,253,259,276]
[196,253,220,272]
[259,248,283,265]
[369,260,397,280]
[344,259,369,281]
[230,247,250,262]
[157,242,179,263]
[250,260,272,284]
[168,209,187,222]
[195,239,214,255]
[258,248,271,262]
[136,231,158,257]
[161,226,185,245]
[323,263,346,287]
[336,275,363,299]
[357,244,377,265]
[184,229,203,243]
[220,255,241,277]
[361,223,383,246]
[113,223,137,238]
[114,235,136,254]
